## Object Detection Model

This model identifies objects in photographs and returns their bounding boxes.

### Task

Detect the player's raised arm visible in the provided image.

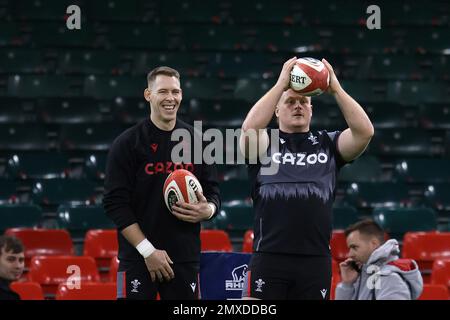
[322,59,374,162]
[242,56,297,132]
[239,57,297,159]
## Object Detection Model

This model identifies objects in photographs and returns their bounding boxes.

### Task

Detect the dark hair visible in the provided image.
[146,66,180,87]
[344,219,384,244]
[0,236,24,255]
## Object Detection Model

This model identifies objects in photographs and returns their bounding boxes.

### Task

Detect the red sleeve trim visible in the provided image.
[387,259,416,272]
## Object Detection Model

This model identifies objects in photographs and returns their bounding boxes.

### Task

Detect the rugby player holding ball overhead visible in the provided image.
[239,57,374,300]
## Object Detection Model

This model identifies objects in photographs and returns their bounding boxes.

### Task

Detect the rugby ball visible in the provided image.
[163,169,203,214]
[290,57,330,96]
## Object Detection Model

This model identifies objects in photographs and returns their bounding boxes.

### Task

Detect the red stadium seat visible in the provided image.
[431,259,450,292]
[5,228,74,268]
[402,232,450,283]
[330,231,348,262]
[28,256,100,297]
[331,230,389,263]
[10,281,44,300]
[330,281,338,300]
[83,229,118,280]
[242,230,253,253]
[418,284,449,300]
[55,282,116,300]
[109,256,119,282]
[200,229,232,252]
[332,259,341,284]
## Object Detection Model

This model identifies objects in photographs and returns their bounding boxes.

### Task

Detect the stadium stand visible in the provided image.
[28,255,100,298]
[431,259,450,293]
[10,281,44,300]
[55,282,116,300]
[402,232,450,282]
[5,228,74,268]
[418,284,449,300]
[83,229,118,280]
[200,229,233,252]
[1,0,449,300]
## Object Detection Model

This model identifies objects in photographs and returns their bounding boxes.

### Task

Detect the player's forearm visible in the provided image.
[121,223,147,247]
[333,87,374,140]
[242,82,284,132]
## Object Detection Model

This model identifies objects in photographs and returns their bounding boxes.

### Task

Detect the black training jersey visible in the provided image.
[0,279,20,300]
[248,129,347,256]
[103,118,221,263]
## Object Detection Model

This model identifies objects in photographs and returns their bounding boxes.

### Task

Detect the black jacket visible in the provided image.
[0,279,20,300]
[103,118,221,263]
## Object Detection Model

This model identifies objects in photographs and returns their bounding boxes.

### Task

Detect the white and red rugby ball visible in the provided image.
[290,57,330,96]
[163,169,203,214]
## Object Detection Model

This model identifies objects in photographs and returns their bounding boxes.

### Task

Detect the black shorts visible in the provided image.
[242,252,332,300]
[116,259,200,300]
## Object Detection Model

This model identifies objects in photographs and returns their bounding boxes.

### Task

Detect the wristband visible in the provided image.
[207,203,216,220]
[136,238,155,259]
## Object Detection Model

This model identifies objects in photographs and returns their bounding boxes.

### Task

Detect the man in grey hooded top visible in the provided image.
[335,219,423,300]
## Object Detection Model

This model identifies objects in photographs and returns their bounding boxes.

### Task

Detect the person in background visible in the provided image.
[335,219,423,300]
[0,235,25,300]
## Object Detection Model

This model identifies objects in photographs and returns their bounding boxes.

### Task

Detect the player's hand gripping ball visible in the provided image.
[163,169,203,214]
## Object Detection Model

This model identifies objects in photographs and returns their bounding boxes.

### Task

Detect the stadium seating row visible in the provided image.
[2,19,449,54]
[9,253,450,300]
[1,96,449,131]
[1,49,449,81]
[0,126,448,160]
[2,153,450,183]
[2,0,446,24]
[1,75,449,104]
[1,155,450,184]
[5,227,449,282]
[0,203,448,240]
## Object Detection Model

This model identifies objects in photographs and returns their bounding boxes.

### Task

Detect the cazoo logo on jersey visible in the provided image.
[272,152,329,166]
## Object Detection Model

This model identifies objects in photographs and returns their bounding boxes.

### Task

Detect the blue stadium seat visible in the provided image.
[0,204,43,233]
[37,97,108,124]
[56,204,115,239]
[31,179,98,206]
[83,76,144,99]
[369,129,440,157]
[220,179,252,205]
[338,155,383,183]
[0,49,46,74]
[424,183,450,212]
[8,75,77,98]
[113,97,150,125]
[84,153,108,180]
[215,204,253,238]
[332,205,359,230]
[0,180,18,204]
[59,50,124,75]
[60,124,124,151]
[0,124,52,151]
[345,182,412,208]
[31,21,94,48]
[372,207,437,240]
[5,152,70,180]
[395,159,450,184]
[419,104,450,130]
